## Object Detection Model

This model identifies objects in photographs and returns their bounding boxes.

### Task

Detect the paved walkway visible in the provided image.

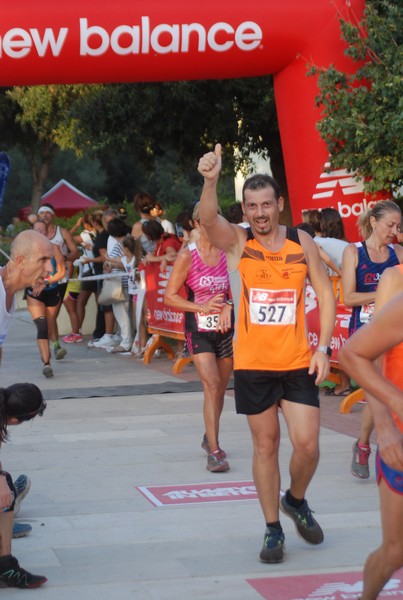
[1,310,395,599]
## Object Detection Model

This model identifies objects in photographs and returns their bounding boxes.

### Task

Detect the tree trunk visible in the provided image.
[268,131,293,227]
[29,142,57,212]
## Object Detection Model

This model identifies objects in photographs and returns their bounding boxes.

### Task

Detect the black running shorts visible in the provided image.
[234,367,319,415]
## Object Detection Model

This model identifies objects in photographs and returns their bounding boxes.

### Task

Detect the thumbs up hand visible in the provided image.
[197,143,222,181]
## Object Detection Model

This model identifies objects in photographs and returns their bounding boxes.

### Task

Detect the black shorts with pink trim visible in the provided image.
[185,329,233,359]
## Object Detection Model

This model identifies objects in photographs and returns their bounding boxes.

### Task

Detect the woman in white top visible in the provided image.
[108,235,144,353]
[315,207,349,275]
[105,219,133,353]
[150,202,175,234]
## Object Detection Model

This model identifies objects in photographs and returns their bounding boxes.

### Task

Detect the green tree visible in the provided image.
[0,85,107,222]
[310,0,403,196]
[61,77,291,222]
[0,77,289,223]
[1,85,88,211]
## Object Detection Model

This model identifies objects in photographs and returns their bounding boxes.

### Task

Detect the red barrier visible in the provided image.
[144,262,185,335]
[144,270,350,367]
[305,285,351,362]
[1,1,371,239]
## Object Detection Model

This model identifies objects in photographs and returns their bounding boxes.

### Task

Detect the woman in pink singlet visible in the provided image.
[164,202,234,473]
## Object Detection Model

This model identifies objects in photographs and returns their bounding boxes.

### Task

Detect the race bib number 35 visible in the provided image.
[249,288,297,325]
[197,313,219,331]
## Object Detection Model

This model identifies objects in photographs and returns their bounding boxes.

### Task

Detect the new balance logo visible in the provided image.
[312,162,364,200]
[311,162,386,218]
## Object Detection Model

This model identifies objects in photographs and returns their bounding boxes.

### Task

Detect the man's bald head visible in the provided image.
[9,230,53,291]
[10,229,51,260]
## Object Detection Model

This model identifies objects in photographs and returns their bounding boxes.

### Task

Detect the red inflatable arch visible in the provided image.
[1,0,369,239]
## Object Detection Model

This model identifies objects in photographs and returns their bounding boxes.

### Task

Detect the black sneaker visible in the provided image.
[0,556,47,589]
[259,527,285,563]
[280,493,324,545]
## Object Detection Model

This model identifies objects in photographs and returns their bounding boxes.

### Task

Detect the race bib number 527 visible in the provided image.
[249,288,297,325]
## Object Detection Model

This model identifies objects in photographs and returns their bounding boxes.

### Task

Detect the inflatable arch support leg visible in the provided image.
[1,0,367,239]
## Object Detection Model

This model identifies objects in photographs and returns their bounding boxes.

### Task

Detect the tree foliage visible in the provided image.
[0,77,288,222]
[309,0,402,196]
[60,79,277,172]
[59,77,291,221]
[3,85,86,209]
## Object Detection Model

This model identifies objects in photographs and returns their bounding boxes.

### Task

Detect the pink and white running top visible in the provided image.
[184,242,230,333]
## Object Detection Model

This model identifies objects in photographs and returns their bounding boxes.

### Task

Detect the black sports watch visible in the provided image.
[317,345,332,358]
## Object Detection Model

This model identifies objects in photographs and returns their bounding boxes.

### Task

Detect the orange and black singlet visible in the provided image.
[230,227,312,372]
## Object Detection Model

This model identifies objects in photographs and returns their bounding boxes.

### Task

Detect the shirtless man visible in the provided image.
[198,144,335,563]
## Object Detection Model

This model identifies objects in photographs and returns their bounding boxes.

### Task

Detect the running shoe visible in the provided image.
[207,450,230,472]
[93,334,115,348]
[201,434,227,459]
[54,346,67,360]
[0,556,47,589]
[280,493,324,545]
[13,475,31,516]
[87,338,100,348]
[351,440,371,479]
[259,526,285,563]
[131,340,140,354]
[107,345,131,353]
[62,333,83,343]
[12,522,32,539]
[42,364,53,378]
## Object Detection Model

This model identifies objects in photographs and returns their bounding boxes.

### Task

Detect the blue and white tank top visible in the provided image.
[349,241,399,334]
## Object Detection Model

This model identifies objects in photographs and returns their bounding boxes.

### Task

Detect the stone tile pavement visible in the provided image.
[0,310,395,599]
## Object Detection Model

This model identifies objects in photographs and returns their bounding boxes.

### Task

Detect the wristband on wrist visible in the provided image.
[317,345,332,358]
[226,299,234,307]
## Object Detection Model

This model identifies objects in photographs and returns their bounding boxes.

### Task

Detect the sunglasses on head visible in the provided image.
[16,400,47,423]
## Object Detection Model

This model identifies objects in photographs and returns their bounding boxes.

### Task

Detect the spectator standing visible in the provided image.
[131,193,158,353]
[90,208,119,349]
[108,235,143,352]
[63,214,96,343]
[296,223,342,276]
[174,208,195,246]
[131,192,157,254]
[105,218,132,353]
[78,213,104,341]
[142,220,182,272]
[316,207,349,276]
[302,209,322,238]
[150,201,175,234]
